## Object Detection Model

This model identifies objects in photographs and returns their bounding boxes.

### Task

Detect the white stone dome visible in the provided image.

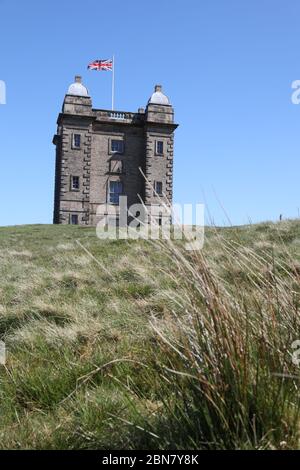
[67,76,89,96]
[148,85,170,105]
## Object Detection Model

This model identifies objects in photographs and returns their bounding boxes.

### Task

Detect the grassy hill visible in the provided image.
[1,221,300,449]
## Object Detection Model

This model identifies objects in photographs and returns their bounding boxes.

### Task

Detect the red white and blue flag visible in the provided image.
[87,59,113,71]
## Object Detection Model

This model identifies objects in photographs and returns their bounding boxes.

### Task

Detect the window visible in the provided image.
[110,159,123,174]
[111,139,124,153]
[109,181,123,204]
[154,181,163,195]
[71,176,80,190]
[73,134,81,149]
[156,140,164,155]
[70,214,78,225]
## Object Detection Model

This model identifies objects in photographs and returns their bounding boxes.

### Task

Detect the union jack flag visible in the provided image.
[87,59,113,71]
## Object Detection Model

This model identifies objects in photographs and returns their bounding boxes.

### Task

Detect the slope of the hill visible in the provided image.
[0,221,300,449]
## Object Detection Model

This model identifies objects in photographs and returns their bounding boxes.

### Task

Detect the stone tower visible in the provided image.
[53,76,178,226]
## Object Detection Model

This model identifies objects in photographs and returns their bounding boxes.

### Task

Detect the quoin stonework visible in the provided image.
[53,76,178,226]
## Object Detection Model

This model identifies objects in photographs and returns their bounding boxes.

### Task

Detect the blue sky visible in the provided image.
[0,0,300,226]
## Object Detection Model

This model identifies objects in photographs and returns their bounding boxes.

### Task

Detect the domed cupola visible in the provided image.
[148,85,170,105]
[67,75,89,97]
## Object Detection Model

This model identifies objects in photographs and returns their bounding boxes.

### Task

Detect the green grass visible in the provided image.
[0,221,300,449]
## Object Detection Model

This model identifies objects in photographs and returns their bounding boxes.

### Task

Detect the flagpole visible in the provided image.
[112,54,115,110]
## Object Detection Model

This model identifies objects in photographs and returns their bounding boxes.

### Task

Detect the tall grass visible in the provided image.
[141,227,300,449]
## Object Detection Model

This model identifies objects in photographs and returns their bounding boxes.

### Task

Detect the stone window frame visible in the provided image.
[155,140,164,156]
[107,179,124,205]
[70,175,80,191]
[109,137,125,155]
[108,156,124,174]
[154,180,163,196]
[70,213,79,225]
[72,133,81,149]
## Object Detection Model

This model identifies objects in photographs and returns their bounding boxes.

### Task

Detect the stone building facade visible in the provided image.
[53,76,178,226]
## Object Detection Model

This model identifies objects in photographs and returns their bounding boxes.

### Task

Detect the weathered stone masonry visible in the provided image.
[53,77,178,226]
